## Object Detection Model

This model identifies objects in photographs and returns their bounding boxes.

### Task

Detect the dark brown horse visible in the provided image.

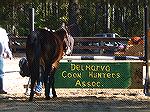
[26,26,69,101]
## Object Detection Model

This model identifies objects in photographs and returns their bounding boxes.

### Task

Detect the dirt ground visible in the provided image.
[0,53,150,112]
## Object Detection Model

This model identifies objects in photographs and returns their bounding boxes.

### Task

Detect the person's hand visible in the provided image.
[3,53,7,59]
[8,55,12,60]
[8,53,13,60]
[3,53,12,60]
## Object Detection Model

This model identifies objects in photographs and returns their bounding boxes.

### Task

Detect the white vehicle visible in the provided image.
[95,33,121,38]
[95,33,122,46]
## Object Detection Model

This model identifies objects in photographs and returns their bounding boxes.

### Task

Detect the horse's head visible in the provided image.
[55,24,73,55]
[62,23,75,55]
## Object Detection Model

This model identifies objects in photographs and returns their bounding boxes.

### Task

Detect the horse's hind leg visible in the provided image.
[43,62,51,100]
[50,66,57,98]
[29,78,36,101]
[44,75,50,100]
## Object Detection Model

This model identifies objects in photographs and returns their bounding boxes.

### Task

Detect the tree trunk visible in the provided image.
[68,0,80,36]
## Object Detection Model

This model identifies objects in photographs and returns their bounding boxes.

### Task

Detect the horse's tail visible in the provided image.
[26,30,41,101]
[31,30,41,81]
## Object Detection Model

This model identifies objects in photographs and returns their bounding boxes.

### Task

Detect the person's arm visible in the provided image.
[3,33,12,60]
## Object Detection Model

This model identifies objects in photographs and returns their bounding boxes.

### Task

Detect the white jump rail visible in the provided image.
[62,56,145,60]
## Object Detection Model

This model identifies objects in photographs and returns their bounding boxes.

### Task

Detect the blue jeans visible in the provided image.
[35,81,43,93]
[0,57,4,90]
[35,79,52,96]
[34,66,52,96]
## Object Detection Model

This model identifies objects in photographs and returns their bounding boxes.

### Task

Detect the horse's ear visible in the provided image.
[61,23,68,33]
[61,22,66,29]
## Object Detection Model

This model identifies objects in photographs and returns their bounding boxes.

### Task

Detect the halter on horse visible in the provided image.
[26,25,70,101]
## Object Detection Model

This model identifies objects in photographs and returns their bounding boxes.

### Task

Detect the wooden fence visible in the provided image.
[9,36,129,56]
[72,37,129,56]
[9,36,27,52]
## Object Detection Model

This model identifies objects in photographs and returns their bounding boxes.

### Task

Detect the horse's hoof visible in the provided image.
[45,96,50,100]
[53,95,57,98]
[29,98,33,102]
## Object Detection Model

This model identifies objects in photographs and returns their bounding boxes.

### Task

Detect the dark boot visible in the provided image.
[0,77,7,94]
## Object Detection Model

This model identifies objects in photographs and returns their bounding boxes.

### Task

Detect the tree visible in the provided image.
[0,0,148,37]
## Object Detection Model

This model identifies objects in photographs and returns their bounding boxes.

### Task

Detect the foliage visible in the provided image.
[0,0,149,37]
